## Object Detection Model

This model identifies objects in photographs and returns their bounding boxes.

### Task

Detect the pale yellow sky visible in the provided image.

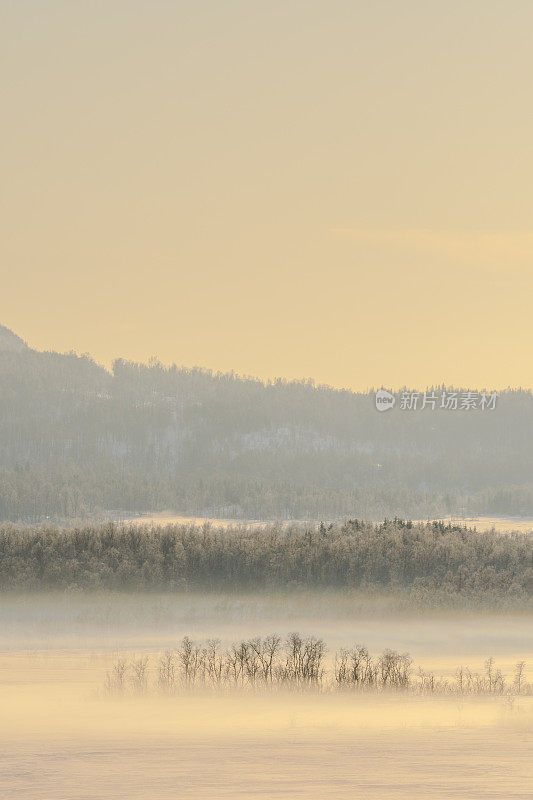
[2,1,533,390]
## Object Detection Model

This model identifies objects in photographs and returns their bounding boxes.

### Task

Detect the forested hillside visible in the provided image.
[1,325,533,521]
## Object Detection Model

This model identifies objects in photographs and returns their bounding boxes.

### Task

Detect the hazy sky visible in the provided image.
[2,1,533,389]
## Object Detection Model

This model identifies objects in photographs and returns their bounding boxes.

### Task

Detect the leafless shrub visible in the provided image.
[104,657,128,695]
[158,650,176,693]
[514,661,526,694]
[130,656,149,694]
[276,633,325,688]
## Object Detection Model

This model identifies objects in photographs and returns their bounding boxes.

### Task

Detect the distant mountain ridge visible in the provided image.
[1,325,533,522]
[0,325,30,352]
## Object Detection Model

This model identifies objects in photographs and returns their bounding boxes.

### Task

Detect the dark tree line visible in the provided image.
[1,520,532,604]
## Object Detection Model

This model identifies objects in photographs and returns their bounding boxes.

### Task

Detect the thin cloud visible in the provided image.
[330,228,533,269]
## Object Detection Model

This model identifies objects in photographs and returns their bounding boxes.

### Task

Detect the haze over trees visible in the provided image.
[1,324,533,521]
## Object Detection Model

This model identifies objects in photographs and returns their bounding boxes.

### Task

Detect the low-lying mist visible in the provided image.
[1,522,532,799]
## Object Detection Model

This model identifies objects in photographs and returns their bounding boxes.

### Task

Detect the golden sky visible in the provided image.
[2,1,533,390]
